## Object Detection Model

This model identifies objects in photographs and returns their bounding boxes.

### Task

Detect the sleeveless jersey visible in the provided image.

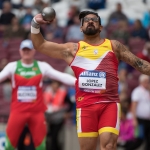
[12,60,46,112]
[70,39,120,108]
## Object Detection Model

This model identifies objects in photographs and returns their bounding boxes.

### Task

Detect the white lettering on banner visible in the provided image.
[79,70,106,93]
[17,86,37,102]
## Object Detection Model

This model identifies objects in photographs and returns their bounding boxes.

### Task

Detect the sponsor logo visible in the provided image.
[82,46,88,50]
[80,71,106,78]
[32,67,38,71]
[93,49,98,55]
[77,97,84,101]
[18,68,23,71]
[20,71,36,76]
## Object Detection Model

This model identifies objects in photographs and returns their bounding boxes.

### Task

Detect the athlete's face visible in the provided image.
[80,14,102,36]
[19,48,35,61]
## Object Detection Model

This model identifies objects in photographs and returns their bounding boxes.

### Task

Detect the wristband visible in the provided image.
[31,17,40,34]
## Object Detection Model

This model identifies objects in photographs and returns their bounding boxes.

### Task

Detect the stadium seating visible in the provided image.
[128,38,146,55]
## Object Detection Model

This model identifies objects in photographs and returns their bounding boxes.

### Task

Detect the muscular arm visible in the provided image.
[112,40,150,75]
[31,14,79,64]
[31,32,75,63]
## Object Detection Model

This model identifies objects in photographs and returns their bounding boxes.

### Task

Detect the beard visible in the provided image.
[82,25,100,35]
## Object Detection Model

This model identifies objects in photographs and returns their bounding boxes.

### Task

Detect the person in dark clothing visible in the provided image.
[17,126,35,150]
[108,3,128,25]
[131,19,149,41]
[44,80,73,150]
[0,1,15,25]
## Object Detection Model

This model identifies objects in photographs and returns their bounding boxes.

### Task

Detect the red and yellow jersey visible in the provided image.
[70,39,119,108]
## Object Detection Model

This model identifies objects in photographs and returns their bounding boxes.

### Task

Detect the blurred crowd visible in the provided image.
[0,0,150,150]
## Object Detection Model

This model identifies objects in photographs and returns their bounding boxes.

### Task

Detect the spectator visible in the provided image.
[107,3,128,25]
[110,20,130,44]
[137,42,150,62]
[63,66,80,150]
[44,80,71,150]
[20,7,33,31]
[34,0,46,13]
[117,100,134,148]
[66,13,83,42]
[131,74,150,150]
[67,5,80,26]
[3,16,26,40]
[142,10,150,29]
[0,1,15,25]
[131,19,149,41]
[87,0,106,10]
[0,0,9,9]
[117,99,142,150]
[17,126,35,150]
[44,18,65,41]
[118,67,128,94]
[0,1,15,35]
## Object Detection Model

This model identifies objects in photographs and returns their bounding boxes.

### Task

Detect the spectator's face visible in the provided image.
[51,81,61,93]
[141,78,150,89]
[19,48,35,61]
[81,14,102,36]
[116,3,122,12]
[26,7,32,14]
[134,20,142,29]
[3,2,11,13]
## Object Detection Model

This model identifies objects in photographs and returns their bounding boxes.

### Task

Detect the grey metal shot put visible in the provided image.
[42,7,56,21]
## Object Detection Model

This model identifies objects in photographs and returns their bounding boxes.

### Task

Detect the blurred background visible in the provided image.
[0,0,150,150]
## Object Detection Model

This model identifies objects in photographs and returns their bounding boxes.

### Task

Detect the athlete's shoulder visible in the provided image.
[36,60,53,72]
[37,60,51,66]
[6,61,17,68]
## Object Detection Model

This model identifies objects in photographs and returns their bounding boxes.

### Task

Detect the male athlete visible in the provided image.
[0,39,76,150]
[31,10,150,150]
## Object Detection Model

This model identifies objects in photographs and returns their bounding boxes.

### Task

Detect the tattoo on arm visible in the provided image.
[113,40,150,75]
[62,43,78,58]
[73,43,78,52]
[62,48,71,58]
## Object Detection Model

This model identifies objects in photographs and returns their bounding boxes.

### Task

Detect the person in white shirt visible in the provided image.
[131,74,150,150]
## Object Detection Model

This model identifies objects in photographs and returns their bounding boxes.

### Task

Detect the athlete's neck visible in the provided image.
[21,59,34,65]
[84,34,103,45]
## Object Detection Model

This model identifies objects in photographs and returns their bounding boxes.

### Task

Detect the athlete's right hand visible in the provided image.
[34,14,53,25]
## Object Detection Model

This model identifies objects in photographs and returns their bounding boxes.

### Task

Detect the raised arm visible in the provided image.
[112,40,150,75]
[31,14,78,64]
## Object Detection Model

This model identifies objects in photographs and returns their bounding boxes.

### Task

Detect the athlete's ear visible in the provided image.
[99,25,103,32]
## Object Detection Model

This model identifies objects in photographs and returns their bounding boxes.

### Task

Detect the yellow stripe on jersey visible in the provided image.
[77,39,113,60]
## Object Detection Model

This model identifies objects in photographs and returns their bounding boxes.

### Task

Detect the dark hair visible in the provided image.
[79,10,101,25]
